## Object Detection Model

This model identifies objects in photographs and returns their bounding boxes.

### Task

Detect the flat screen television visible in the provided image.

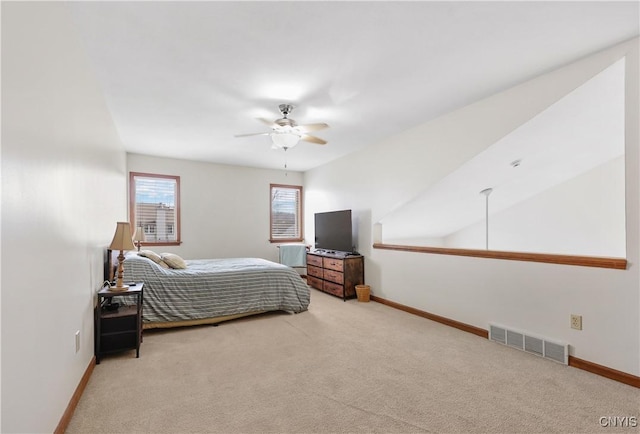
[314,209,353,254]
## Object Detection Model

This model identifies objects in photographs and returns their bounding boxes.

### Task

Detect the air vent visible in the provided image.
[506,329,524,350]
[524,335,544,357]
[489,323,569,365]
[489,325,506,344]
[544,340,568,364]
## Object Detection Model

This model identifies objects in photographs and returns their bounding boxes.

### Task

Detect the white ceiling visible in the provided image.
[68,1,639,172]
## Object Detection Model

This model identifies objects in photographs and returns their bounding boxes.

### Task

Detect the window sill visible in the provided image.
[269,239,304,244]
[372,243,627,270]
[139,241,181,247]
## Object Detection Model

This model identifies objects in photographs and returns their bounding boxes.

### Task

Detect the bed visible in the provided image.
[110,251,310,329]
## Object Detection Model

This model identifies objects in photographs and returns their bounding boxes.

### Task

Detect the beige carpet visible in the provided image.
[68,289,639,433]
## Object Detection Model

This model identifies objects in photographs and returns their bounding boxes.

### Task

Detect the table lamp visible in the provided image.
[133,226,145,251]
[109,221,136,291]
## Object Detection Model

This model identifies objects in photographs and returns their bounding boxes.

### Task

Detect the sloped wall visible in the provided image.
[443,156,625,256]
[379,55,626,256]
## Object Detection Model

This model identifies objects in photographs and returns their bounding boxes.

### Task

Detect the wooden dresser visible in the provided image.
[306,251,364,301]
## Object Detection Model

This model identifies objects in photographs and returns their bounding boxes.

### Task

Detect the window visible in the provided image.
[270,184,303,242]
[130,172,181,246]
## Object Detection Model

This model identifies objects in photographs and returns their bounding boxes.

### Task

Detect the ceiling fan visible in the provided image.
[235,104,329,149]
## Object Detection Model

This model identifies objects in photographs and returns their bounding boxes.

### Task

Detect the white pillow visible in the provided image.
[138,250,169,268]
[161,253,187,269]
[138,250,163,263]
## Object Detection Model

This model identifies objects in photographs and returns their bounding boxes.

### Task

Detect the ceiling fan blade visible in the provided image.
[301,134,327,145]
[234,132,270,138]
[296,123,329,133]
[257,118,277,128]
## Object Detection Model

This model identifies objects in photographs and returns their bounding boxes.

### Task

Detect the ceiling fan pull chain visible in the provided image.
[284,148,288,176]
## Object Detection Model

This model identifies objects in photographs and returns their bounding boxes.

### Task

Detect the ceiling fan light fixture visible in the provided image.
[270,131,301,149]
[237,103,327,148]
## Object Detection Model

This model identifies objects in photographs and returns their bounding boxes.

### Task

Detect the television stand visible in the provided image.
[306,251,364,301]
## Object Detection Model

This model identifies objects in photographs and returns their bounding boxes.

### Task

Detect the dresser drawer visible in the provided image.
[323,269,344,284]
[307,254,323,267]
[307,275,323,290]
[323,257,344,272]
[323,280,345,297]
[307,265,323,279]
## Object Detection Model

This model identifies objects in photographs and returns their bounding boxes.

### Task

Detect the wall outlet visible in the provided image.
[75,330,80,353]
[570,314,583,330]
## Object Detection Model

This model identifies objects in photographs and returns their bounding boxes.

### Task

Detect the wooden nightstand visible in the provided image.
[95,282,143,364]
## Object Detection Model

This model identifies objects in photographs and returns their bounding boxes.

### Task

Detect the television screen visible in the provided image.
[314,210,353,253]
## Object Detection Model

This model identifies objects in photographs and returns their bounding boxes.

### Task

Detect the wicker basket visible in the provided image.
[355,285,371,302]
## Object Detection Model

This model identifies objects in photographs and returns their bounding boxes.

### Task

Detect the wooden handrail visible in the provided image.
[372,243,627,270]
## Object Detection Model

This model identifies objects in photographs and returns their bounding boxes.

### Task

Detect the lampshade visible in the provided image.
[271,131,301,149]
[133,226,145,242]
[109,222,136,251]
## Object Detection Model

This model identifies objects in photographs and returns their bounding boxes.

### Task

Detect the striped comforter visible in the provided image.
[122,254,310,324]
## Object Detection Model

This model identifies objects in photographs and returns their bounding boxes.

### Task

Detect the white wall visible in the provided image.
[304,39,640,376]
[1,3,128,432]
[444,156,626,256]
[127,153,303,263]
